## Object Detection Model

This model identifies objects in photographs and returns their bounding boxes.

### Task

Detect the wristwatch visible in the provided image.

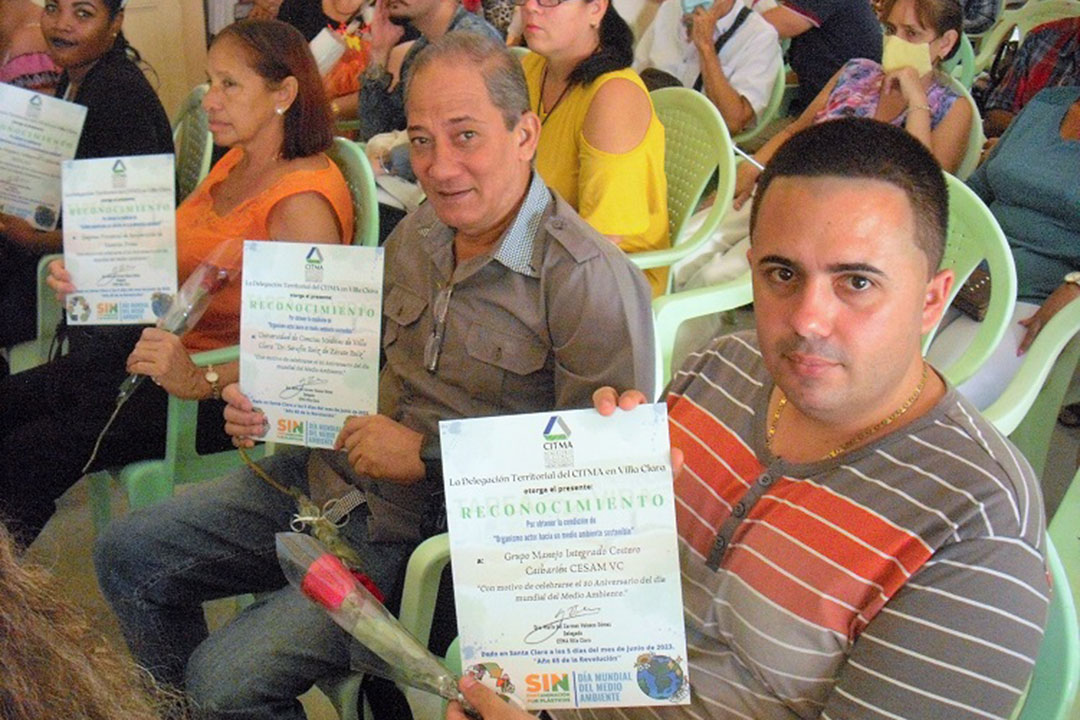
[205,364,222,400]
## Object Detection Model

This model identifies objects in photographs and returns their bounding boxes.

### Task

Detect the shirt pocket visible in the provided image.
[464,322,550,405]
[383,284,427,350]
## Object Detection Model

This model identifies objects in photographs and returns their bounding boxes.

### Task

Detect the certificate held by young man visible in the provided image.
[240,241,384,449]
[441,405,690,711]
[0,83,86,231]
[62,154,177,325]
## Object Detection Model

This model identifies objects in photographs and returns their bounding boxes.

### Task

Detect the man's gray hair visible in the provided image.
[405,32,530,131]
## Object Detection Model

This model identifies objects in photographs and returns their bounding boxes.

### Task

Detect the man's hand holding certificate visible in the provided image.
[240,241,383,449]
[441,404,689,711]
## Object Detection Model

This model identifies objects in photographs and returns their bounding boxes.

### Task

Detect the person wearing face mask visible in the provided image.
[668,0,971,353]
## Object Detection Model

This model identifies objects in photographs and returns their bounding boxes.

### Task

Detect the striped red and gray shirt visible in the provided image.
[560,332,1049,720]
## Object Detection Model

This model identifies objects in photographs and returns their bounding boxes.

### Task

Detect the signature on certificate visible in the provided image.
[98,264,136,287]
[279,375,329,399]
[523,604,601,645]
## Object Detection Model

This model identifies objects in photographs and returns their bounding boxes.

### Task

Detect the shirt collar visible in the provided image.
[490,171,551,278]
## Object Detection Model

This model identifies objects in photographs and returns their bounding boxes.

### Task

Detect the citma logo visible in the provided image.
[112,159,126,175]
[543,416,571,442]
[305,246,324,266]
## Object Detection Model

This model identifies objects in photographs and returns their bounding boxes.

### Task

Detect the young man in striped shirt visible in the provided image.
[450,117,1050,720]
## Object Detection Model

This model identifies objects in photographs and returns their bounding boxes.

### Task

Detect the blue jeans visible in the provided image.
[94,448,417,719]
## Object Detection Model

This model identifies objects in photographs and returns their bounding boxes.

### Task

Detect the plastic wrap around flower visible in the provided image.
[276,532,477,714]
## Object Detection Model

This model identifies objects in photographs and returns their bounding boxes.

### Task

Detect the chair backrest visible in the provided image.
[326,136,380,247]
[1014,535,1080,720]
[944,75,987,180]
[921,173,1016,386]
[974,0,1080,73]
[8,253,65,374]
[651,273,753,392]
[733,61,787,145]
[172,84,213,203]
[983,294,1080,475]
[942,32,977,89]
[650,86,735,247]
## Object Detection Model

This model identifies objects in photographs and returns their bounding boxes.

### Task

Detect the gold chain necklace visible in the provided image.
[767,362,929,460]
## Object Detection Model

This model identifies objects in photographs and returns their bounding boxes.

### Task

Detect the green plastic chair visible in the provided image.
[326,136,380,247]
[942,33,977,89]
[974,0,1080,73]
[319,532,452,720]
[732,61,787,146]
[7,253,64,374]
[944,76,988,181]
[629,87,736,293]
[923,173,1016,386]
[982,297,1080,477]
[1012,535,1080,720]
[172,84,213,203]
[87,345,267,531]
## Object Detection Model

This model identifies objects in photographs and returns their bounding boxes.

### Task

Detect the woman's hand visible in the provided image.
[732,160,761,211]
[46,258,76,305]
[125,328,205,399]
[882,66,929,109]
[223,383,268,448]
[1017,282,1080,355]
[0,212,39,251]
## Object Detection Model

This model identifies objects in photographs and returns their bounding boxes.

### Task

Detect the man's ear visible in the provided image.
[516,111,542,161]
[921,268,954,335]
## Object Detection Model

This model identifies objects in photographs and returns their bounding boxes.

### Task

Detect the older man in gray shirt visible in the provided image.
[94,32,655,720]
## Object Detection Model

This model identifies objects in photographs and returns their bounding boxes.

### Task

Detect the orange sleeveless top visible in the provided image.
[176,148,354,353]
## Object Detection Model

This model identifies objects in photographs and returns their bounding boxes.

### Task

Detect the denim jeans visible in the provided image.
[94,448,417,719]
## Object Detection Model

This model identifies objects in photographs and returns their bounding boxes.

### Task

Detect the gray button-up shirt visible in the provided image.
[330,174,656,541]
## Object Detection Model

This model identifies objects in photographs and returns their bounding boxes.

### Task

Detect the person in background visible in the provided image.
[249,0,365,40]
[448,116,1048,720]
[983,17,1080,138]
[633,0,783,136]
[0,0,171,366]
[518,0,669,295]
[757,0,882,114]
[95,32,655,719]
[0,19,353,548]
[0,0,61,93]
[962,0,998,34]
[327,0,500,135]
[672,0,970,341]
[927,86,1080,412]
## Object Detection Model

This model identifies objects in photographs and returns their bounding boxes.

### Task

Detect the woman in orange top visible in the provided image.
[0,20,355,547]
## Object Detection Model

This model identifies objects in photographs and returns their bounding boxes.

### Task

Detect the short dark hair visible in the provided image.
[213,19,333,159]
[405,32,530,131]
[750,118,948,274]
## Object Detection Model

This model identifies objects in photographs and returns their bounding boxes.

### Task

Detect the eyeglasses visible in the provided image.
[423,284,454,373]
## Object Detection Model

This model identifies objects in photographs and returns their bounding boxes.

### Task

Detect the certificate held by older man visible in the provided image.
[0,83,86,230]
[62,153,178,325]
[240,240,384,449]
[440,405,689,710]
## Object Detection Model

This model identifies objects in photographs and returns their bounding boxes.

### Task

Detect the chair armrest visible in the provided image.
[630,194,729,272]
[983,298,1080,435]
[397,533,451,647]
[190,345,240,368]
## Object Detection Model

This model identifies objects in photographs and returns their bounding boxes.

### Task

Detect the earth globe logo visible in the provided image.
[634,652,687,701]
